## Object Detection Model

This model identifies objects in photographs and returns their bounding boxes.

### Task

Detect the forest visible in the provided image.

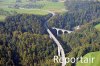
[0,0,100,66]
[49,1,100,30]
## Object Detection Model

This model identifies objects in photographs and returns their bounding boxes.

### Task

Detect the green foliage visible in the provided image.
[0,9,17,21]
[2,14,51,34]
[49,1,100,30]
[60,21,100,66]
[0,31,58,66]
[0,13,59,66]
[0,9,17,16]
[0,1,100,66]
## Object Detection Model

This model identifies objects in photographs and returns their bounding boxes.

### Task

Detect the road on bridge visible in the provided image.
[44,11,66,66]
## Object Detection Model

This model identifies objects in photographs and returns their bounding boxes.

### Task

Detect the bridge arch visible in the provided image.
[52,27,73,36]
[64,31,68,34]
[58,30,63,35]
[52,29,57,35]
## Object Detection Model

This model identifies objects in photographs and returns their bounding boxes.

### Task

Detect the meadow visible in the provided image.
[95,24,100,31]
[36,1,65,11]
[0,0,65,12]
[0,15,6,21]
[76,51,100,66]
[0,0,65,21]
[0,8,49,21]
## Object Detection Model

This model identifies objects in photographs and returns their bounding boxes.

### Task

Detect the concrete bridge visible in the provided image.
[44,11,66,66]
[52,27,73,36]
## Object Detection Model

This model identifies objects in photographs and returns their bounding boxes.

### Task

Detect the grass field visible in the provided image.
[0,8,49,21]
[0,0,65,12]
[0,15,6,21]
[0,0,66,21]
[95,24,100,31]
[2,8,49,15]
[76,51,100,66]
[36,1,65,11]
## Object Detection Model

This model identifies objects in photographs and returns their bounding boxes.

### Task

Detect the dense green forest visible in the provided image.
[0,13,52,33]
[60,21,100,66]
[49,1,100,30]
[0,0,100,66]
[0,31,59,66]
[0,14,60,66]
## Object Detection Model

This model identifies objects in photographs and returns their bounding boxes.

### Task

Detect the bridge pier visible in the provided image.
[62,30,65,35]
[45,12,66,66]
[58,46,61,57]
[56,29,59,36]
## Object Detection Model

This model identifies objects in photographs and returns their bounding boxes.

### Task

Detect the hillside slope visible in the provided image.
[95,23,100,31]
[76,51,100,66]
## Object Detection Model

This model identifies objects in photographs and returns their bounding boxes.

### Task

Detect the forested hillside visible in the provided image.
[0,14,60,66]
[0,31,59,66]
[0,13,52,34]
[59,21,100,66]
[49,1,100,30]
[76,51,100,66]
[0,0,100,66]
[49,1,100,66]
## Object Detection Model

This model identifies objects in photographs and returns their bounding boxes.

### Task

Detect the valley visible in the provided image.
[0,0,100,66]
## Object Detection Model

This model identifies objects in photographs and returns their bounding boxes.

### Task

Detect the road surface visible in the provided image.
[44,11,66,66]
